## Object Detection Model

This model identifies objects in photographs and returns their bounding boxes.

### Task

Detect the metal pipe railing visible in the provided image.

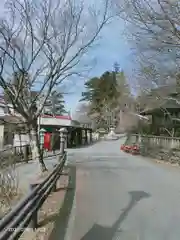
[0,152,66,239]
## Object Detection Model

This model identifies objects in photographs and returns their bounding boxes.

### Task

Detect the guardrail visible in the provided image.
[0,152,66,239]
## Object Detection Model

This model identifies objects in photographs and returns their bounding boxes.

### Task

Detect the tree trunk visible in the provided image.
[30,126,47,172]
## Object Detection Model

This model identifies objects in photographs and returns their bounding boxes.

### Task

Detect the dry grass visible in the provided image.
[0,155,22,218]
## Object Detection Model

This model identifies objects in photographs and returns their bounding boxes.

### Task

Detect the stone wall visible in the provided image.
[141,145,180,164]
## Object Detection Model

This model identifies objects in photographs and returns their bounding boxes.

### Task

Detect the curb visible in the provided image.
[64,191,76,240]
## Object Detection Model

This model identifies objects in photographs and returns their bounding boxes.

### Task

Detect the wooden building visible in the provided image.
[38,115,93,149]
[140,85,180,136]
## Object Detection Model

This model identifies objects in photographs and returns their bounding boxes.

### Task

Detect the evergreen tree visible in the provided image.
[114,62,120,73]
[44,90,66,116]
[80,70,123,128]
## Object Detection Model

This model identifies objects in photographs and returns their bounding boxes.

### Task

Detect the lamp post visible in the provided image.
[59,127,68,155]
[39,128,46,149]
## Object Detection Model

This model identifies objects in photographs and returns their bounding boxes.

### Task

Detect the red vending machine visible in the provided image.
[44,133,51,151]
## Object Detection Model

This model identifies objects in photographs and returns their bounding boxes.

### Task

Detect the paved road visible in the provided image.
[61,137,180,240]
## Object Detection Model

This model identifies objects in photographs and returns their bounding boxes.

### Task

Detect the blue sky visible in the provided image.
[64,18,135,114]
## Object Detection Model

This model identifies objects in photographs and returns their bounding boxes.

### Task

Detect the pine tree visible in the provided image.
[80,70,122,128]
[44,90,66,116]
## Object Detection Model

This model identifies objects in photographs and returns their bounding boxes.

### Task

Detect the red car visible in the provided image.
[121,144,140,154]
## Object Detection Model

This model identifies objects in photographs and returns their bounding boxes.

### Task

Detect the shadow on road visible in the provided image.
[74,157,128,165]
[68,140,100,149]
[80,191,150,240]
[48,165,76,240]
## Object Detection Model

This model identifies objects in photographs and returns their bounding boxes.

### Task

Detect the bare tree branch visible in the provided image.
[0,0,111,171]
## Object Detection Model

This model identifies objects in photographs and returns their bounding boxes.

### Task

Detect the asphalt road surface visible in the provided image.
[60,138,180,240]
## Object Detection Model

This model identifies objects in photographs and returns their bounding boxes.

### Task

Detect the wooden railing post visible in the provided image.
[51,172,58,192]
[51,182,57,192]
[29,183,38,230]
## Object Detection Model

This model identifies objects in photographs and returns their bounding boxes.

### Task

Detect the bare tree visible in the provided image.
[112,0,180,131]
[0,0,112,171]
[114,0,180,85]
[73,103,91,123]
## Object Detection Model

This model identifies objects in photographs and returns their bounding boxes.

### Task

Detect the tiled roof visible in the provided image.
[40,114,72,120]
